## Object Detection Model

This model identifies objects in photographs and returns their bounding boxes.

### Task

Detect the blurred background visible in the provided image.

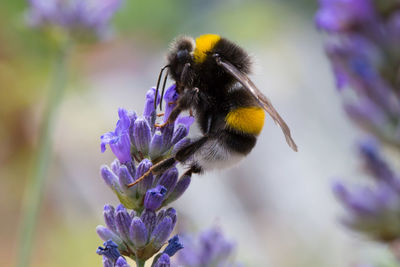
[1,0,395,266]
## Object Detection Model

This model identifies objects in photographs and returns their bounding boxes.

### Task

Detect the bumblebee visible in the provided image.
[128,34,297,187]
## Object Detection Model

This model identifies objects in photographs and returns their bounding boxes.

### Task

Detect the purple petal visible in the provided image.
[110,133,132,163]
[100,132,118,153]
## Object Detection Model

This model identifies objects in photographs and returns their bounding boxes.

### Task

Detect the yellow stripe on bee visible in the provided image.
[225,107,265,135]
[193,34,221,63]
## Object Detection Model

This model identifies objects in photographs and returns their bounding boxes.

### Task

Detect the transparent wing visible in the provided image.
[216,57,298,151]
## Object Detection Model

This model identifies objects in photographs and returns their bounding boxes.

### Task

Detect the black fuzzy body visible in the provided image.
[165,35,260,173]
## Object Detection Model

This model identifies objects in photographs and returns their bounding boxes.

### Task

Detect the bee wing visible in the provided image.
[216,57,298,151]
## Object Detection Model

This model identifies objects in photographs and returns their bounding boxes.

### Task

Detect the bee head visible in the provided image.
[167,36,195,84]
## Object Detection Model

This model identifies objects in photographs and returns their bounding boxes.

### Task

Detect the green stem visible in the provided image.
[136,258,145,267]
[16,41,72,267]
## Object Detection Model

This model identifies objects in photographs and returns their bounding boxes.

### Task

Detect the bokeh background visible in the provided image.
[1,0,395,266]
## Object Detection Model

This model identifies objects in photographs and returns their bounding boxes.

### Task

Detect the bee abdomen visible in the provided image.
[225,106,265,135]
[220,130,258,155]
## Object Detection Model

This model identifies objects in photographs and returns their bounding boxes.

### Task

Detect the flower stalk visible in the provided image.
[17,40,72,267]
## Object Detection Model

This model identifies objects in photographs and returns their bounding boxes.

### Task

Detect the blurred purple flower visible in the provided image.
[176,227,240,267]
[26,0,123,39]
[315,0,375,32]
[317,0,400,148]
[332,139,400,241]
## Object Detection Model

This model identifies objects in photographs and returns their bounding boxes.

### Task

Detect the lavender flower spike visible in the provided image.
[97,86,197,265]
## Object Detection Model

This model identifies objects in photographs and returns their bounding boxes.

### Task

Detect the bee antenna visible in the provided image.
[154,65,170,110]
[159,69,169,111]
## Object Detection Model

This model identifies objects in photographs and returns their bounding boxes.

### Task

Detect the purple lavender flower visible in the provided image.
[176,227,240,267]
[316,0,400,246]
[25,0,123,39]
[97,86,197,265]
[96,204,178,262]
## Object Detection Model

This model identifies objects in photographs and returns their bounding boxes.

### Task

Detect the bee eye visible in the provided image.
[177,50,190,63]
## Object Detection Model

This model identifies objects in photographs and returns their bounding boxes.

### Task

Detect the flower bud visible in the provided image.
[144,185,167,211]
[100,166,119,190]
[135,159,154,195]
[165,175,191,205]
[158,168,178,193]
[133,118,151,155]
[151,217,173,250]
[115,205,132,242]
[149,131,164,159]
[129,217,148,248]
[103,205,117,233]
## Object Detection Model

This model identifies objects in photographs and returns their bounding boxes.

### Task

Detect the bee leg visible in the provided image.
[155,88,199,128]
[127,157,176,188]
[175,136,209,162]
[155,106,182,128]
[127,136,209,188]
[181,164,203,178]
